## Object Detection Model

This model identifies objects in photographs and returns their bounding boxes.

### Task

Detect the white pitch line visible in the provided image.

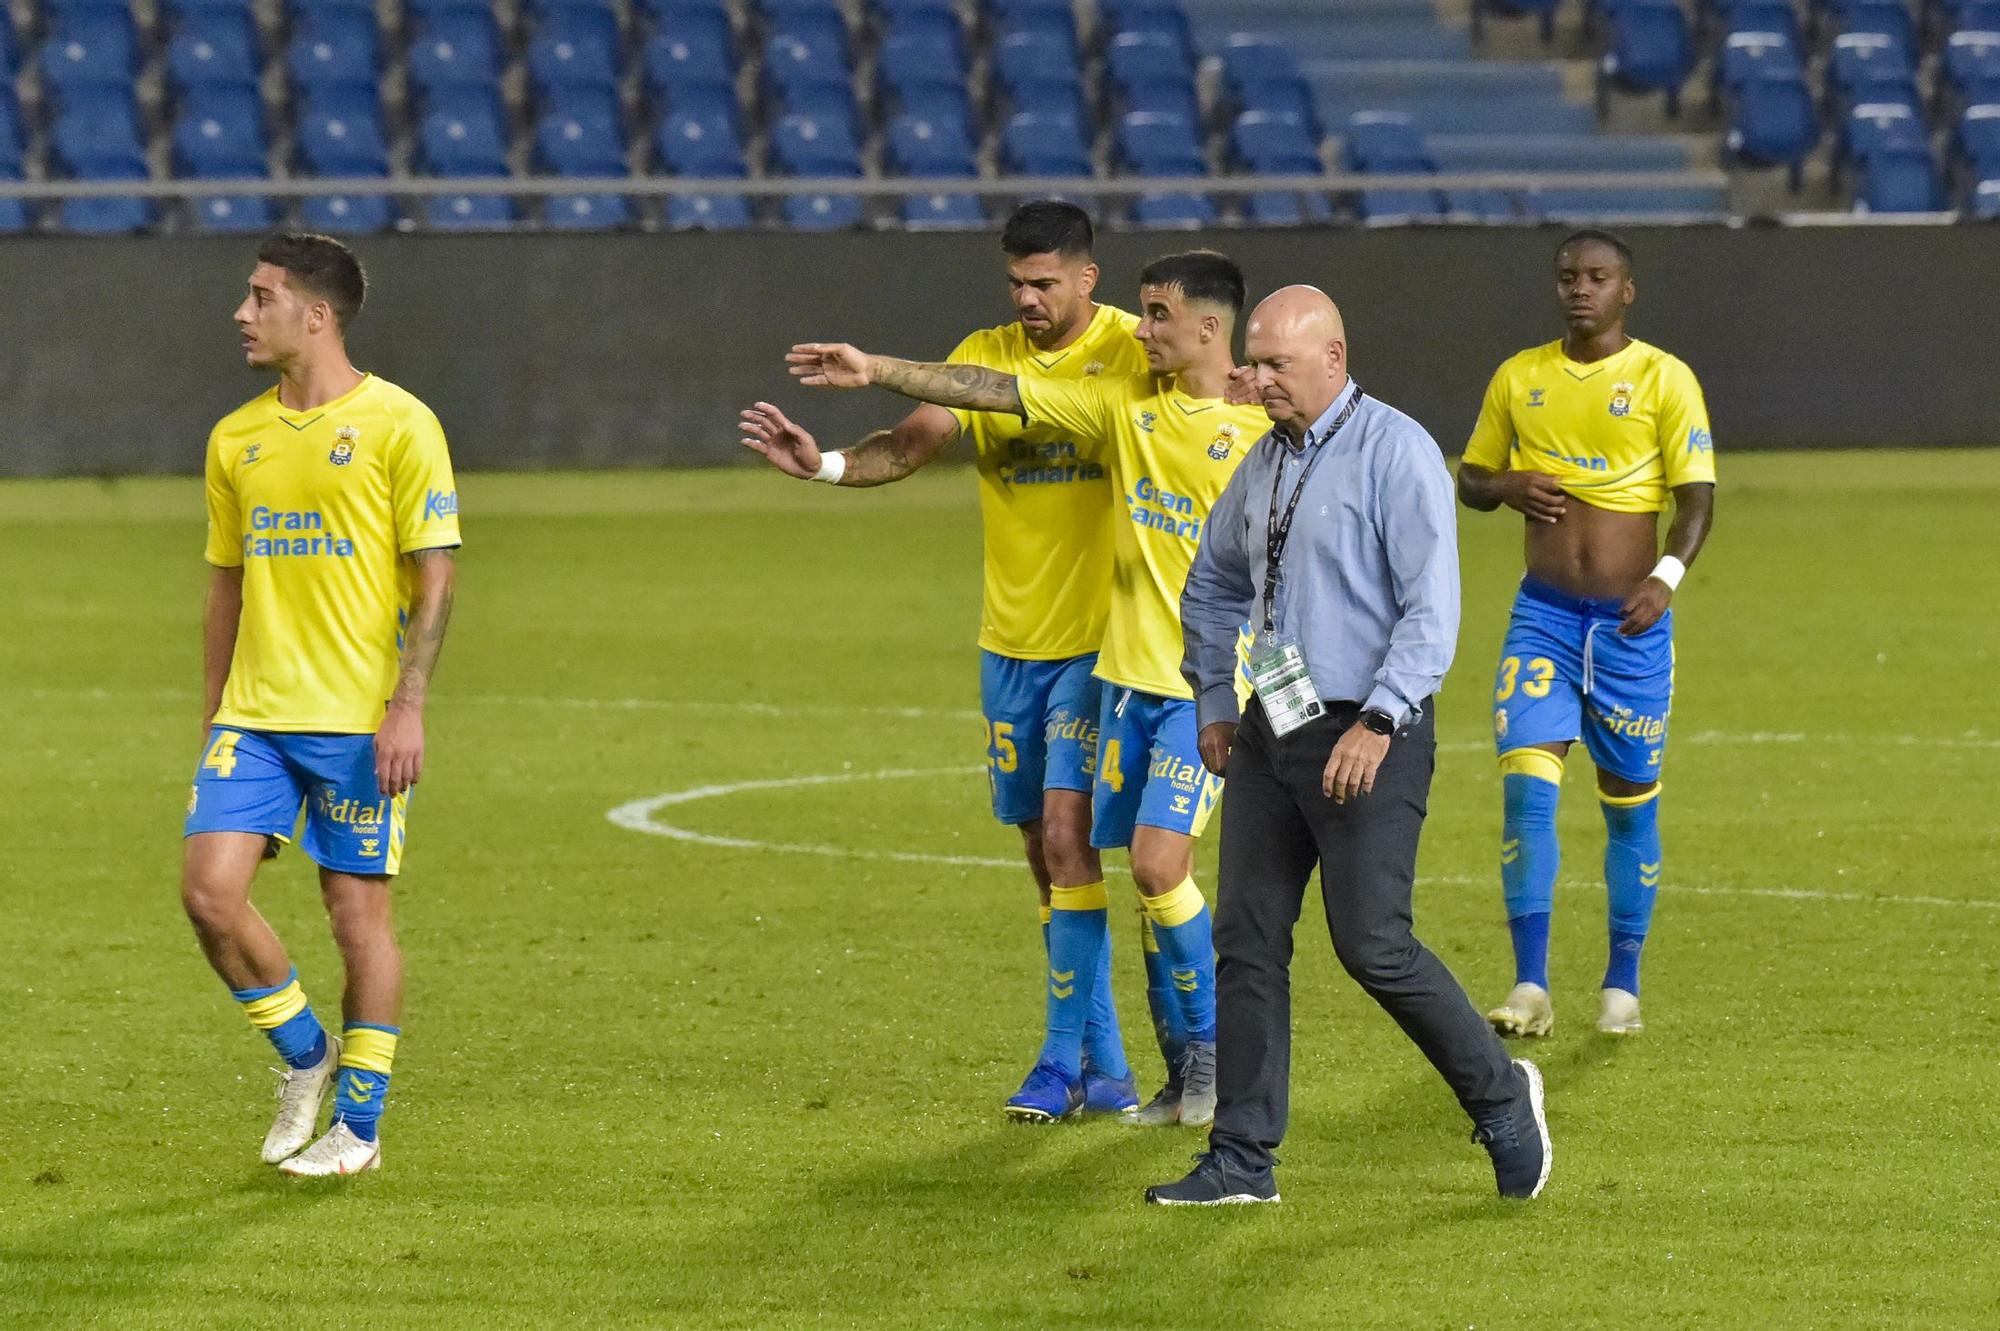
[606,766,2000,913]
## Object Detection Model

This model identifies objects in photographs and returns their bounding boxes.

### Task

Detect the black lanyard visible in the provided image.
[1260,385,1363,638]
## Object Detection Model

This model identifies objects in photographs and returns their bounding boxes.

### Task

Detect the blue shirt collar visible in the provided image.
[1279,380,1361,455]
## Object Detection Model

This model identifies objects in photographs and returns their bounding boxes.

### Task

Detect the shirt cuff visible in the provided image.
[1362,684,1411,728]
[1197,682,1242,731]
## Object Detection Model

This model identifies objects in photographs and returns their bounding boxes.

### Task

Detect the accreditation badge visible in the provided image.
[1249,638,1323,737]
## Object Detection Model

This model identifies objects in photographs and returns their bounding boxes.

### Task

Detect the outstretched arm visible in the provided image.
[375,548,456,796]
[740,400,960,487]
[786,343,1025,418]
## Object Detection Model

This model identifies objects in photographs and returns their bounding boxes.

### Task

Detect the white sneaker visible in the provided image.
[261,1035,341,1165]
[278,1120,381,1177]
[1597,987,1644,1036]
[1486,983,1555,1038]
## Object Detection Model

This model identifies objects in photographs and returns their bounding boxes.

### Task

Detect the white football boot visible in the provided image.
[261,1035,341,1165]
[1597,987,1644,1036]
[278,1120,381,1177]
[1485,983,1555,1038]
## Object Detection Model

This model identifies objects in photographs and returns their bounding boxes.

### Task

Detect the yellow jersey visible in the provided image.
[203,374,462,734]
[946,303,1148,660]
[1017,372,1267,698]
[1463,338,1716,514]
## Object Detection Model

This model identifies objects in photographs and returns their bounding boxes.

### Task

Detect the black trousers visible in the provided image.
[1209,699,1519,1175]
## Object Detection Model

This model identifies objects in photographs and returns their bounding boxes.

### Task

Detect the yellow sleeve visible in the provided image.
[941,331,990,434]
[1462,365,1515,469]
[1016,374,1115,442]
[1656,359,1717,488]
[203,429,243,567]
[389,406,463,552]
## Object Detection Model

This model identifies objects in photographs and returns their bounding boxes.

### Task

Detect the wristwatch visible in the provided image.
[1359,709,1397,737]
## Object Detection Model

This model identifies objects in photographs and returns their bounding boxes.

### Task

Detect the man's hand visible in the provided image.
[374,703,424,798]
[1619,577,1672,636]
[1322,723,1390,803]
[1224,365,1260,406]
[1198,721,1237,776]
[786,343,873,389]
[738,401,822,478]
[1498,471,1567,523]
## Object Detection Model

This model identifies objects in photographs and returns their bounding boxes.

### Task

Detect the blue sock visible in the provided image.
[1037,884,1109,1081]
[1081,923,1130,1080]
[1143,879,1216,1046]
[1138,911,1190,1068]
[1602,789,1663,995]
[335,1024,399,1143]
[1500,759,1564,989]
[231,968,329,1070]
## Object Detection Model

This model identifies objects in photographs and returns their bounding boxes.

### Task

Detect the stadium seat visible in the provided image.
[1115,111,1207,176]
[1829,32,1915,99]
[1234,79,1322,137]
[419,101,512,175]
[993,30,1083,99]
[1128,191,1217,228]
[658,82,746,136]
[773,83,863,136]
[1971,173,2000,217]
[1717,0,1804,48]
[190,193,276,234]
[302,191,393,234]
[1827,0,1918,52]
[297,92,391,176]
[62,190,156,235]
[0,9,18,77]
[1956,102,2000,169]
[1597,0,1697,117]
[657,110,749,175]
[546,193,634,229]
[1341,112,1435,171]
[52,94,148,177]
[1243,190,1337,225]
[761,30,855,100]
[666,192,753,229]
[900,190,985,229]
[529,12,623,99]
[642,25,737,100]
[1712,31,1804,110]
[522,0,622,33]
[1230,111,1323,174]
[886,113,978,176]
[173,88,269,177]
[759,0,848,26]
[1949,0,2000,30]
[883,80,974,124]
[0,94,22,176]
[1843,100,1929,170]
[38,13,143,97]
[771,112,864,175]
[871,0,962,26]
[287,12,381,98]
[1103,31,1195,100]
[782,192,865,229]
[1858,146,1945,210]
[424,193,520,229]
[1944,32,2000,105]
[877,24,968,102]
[164,14,262,99]
[1001,110,1094,176]
[535,107,630,177]
[1726,68,1818,186]
[1098,0,1196,60]
[0,188,30,236]
[999,76,1090,130]
[408,11,508,105]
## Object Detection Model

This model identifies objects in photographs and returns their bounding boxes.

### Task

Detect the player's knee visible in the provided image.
[1039,807,1097,882]
[1129,849,1189,898]
[1597,774,1659,803]
[180,865,248,933]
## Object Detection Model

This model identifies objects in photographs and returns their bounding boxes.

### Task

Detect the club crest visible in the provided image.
[1608,382,1635,418]
[1083,360,1105,376]
[329,425,359,466]
[1208,421,1240,461]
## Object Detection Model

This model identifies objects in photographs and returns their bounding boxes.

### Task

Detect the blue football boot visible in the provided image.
[1004,1063,1085,1123]
[1081,1059,1139,1115]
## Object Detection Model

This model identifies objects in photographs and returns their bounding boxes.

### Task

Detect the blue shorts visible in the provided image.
[184,727,410,876]
[1491,577,1675,785]
[979,650,1102,826]
[1092,687,1223,850]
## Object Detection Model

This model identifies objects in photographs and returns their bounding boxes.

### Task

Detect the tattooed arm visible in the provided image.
[786,343,1026,418]
[374,547,456,798]
[739,400,961,487]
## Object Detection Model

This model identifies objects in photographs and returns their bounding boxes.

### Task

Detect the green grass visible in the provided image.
[2,452,1997,1330]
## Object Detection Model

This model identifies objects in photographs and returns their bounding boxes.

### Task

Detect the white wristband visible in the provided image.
[812,451,847,484]
[1650,555,1686,591]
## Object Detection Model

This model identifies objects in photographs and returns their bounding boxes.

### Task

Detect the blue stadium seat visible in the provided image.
[523,0,622,33]
[782,192,865,229]
[287,0,380,20]
[419,101,512,175]
[1597,0,1697,116]
[297,95,391,175]
[62,191,156,235]
[1829,32,1915,98]
[1718,0,1804,48]
[901,190,985,228]
[771,112,863,174]
[190,193,275,233]
[761,29,854,100]
[883,79,973,123]
[1713,31,1803,109]
[287,12,381,97]
[658,82,745,135]
[666,192,753,228]
[1243,190,1337,226]
[1727,68,1818,184]
[536,107,630,178]
[0,190,30,235]
[878,24,968,101]
[1971,172,2000,216]
[174,88,269,177]
[886,112,977,176]
[1950,0,2000,30]
[763,7,850,61]
[1354,189,1446,223]
[1858,146,1944,210]
[642,26,737,100]
[1128,192,1217,228]
[529,13,623,99]
[1098,1,1196,60]
[0,93,23,176]
[774,82,863,132]
[1944,32,2000,104]
[645,0,734,43]
[1000,77,1089,129]
[993,30,1083,97]
[1116,111,1206,176]
[0,9,15,75]
[39,14,143,97]
[1828,0,1918,52]
[1843,100,1929,165]
[405,0,501,20]
[165,13,261,99]
[871,0,961,25]
[52,94,148,177]
[1957,102,2000,168]
[759,0,847,25]
[657,110,749,174]
[1219,32,1303,88]
[1104,31,1195,97]
[1235,79,1321,137]
[546,192,634,228]
[303,192,394,233]
[1001,110,1093,175]
[408,11,507,104]
[1341,112,1434,171]
[1118,80,1201,124]
[1230,111,1322,173]
[425,193,520,229]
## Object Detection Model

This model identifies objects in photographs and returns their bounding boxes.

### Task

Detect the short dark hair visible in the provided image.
[1556,228,1634,274]
[1136,250,1246,317]
[1000,201,1095,259]
[257,232,367,330]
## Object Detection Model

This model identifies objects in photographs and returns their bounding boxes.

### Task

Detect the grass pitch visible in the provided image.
[1,452,1996,1330]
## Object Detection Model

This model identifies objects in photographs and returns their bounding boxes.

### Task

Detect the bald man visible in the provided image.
[1149,287,1550,1206]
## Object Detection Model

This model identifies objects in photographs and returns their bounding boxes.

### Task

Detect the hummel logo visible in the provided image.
[1640,861,1662,888]
[1500,838,1521,865]
[345,1078,376,1104]
[1171,967,1198,993]
[242,444,262,465]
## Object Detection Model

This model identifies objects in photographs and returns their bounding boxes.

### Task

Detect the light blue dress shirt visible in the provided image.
[1180,381,1461,730]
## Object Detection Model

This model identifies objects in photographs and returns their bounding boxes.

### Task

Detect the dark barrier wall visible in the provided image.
[2,226,1996,476]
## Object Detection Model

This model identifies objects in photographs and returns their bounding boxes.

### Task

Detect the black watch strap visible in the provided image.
[1359,709,1396,737]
